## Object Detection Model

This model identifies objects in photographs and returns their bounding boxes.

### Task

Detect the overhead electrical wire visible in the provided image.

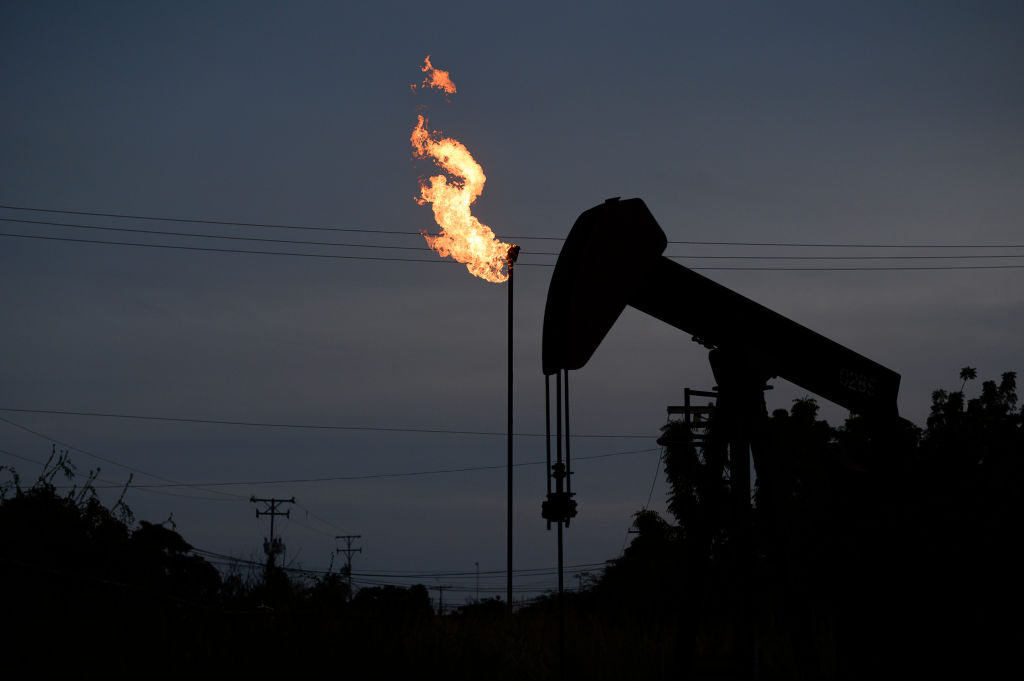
[74,447,660,490]
[3,216,1023,262]
[191,546,606,579]
[0,443,245,503]
[0,408,659,491]
[0,406,660,503]
[197,554,595,596]
[294,500,352,536]
[0,216,449,252]
[0,231,450,264]
[0,204,420,236]
[0,413,248,501]
[3,203,1023,248]
[0,407,653,439]
[5,230,1024,270]
[2,446,607,593]
[0,446,51,468]
[3,434,654,499]
[351,563,607,579]
[4,419,623,588]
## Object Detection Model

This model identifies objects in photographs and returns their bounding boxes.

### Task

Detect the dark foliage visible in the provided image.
[0,453,223,671]
[587,369,1022,679]
[2,369,1020,678]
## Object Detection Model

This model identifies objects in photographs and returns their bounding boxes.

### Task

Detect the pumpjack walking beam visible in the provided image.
[542,197,900,419]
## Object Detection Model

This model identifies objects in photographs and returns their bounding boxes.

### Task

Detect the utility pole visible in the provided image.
[432,583,453,616]
[334,534,362,602]
[475,561,480,601]
[250,496,294,578]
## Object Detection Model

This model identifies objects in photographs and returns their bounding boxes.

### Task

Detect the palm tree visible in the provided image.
[959,366,977,394]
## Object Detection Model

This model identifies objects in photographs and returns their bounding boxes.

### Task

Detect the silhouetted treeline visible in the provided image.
[586,368,1023,679]
[2,369,1020,678]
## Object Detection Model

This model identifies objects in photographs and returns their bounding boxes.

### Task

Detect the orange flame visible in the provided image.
[415,55,457,94]
[410,59,514,283]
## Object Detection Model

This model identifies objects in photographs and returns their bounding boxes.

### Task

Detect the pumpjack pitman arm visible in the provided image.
[542,197,900,418]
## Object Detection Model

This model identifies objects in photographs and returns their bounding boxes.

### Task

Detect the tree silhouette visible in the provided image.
[2,368,1019,678]
[958,365,977,393]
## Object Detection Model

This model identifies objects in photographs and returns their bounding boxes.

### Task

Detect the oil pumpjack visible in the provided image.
[540,197,903,676]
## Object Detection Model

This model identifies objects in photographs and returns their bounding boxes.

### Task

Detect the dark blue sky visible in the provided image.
[2,1,1022,603]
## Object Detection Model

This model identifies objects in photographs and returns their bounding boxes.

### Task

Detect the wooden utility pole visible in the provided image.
[335,534,362,601]
[432,583,454,616]
[250,496,294,576]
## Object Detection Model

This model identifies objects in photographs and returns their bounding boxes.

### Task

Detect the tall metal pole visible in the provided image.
[507,246,519,612]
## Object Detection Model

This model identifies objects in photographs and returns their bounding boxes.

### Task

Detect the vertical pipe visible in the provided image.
[733,435,754,680]
[556,371,562,467]
[507,261,514,612]
[564,369,571,495]
[556,371,566,681]
[558,519,565,681]
[558,521,565,595]
[557,522,565,596]
[545,375,552,496]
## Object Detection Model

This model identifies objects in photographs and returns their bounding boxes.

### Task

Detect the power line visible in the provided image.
[0,446,47,468]
[191,546,607,578]
[3,203,1023,248]
[294,500,351,536]
[3,547,591,595]
[0,231,453,264]
[77,447,660,490]
[650,264,1024,270]
[0,216,439,251]
[668,239,1024,249]
[7,231,1023,270]
[0,443,244,502]
[0,407,653,439]
[353,563,608,578]
[0,204,422,236]
[6,217,1024,261]
[618,447,666,556]
[672,253,1024,261]
[0,414,248,500]
[2,406,661,494]
[642,450,663,510]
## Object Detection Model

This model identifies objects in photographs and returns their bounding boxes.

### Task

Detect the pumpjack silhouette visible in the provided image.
[541,197,903,677]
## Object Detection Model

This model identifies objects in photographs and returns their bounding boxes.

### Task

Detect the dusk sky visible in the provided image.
[2,1,1022,604]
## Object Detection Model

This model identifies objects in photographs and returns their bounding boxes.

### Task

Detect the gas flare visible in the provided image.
[415,55,457,94]
[410,59,515,283]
